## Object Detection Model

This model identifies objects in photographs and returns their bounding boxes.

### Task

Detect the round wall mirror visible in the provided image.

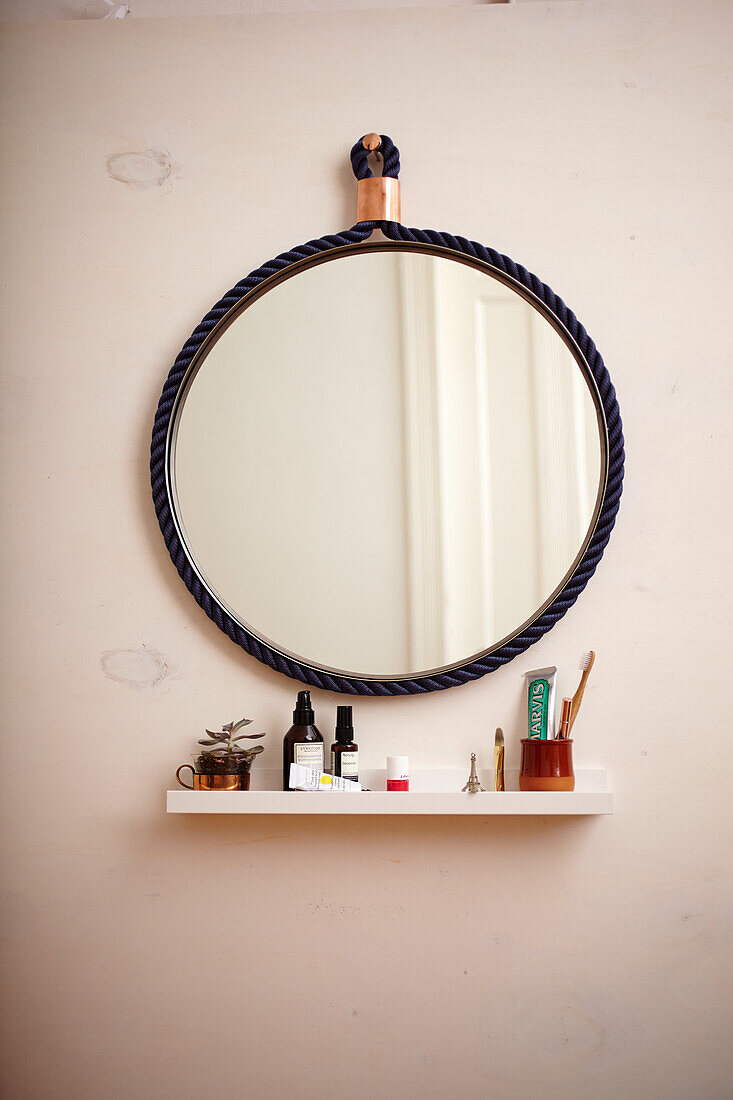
[153,235,621,695]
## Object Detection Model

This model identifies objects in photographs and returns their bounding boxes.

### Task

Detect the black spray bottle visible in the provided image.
[283,690,324,790]
[331,705,359,782]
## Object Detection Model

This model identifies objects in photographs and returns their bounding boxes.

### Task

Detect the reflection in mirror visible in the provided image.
[170,247,605,679]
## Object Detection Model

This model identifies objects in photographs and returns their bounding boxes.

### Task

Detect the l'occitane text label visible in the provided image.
[528,679,549,739]
[294,743,324,768]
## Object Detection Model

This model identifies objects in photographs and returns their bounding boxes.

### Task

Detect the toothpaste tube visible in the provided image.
[289,763,362,792]
[524,666,557,740]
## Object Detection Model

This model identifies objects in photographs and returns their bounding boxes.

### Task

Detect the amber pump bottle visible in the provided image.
[331,705,359,783]
[283,690,324,790]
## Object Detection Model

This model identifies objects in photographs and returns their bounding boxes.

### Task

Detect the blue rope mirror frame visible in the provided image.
[150,135,624,696]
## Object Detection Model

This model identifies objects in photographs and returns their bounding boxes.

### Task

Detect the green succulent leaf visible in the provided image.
[199,721,261,753]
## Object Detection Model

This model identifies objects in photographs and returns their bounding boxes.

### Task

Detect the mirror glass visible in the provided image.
[169,245,606,679]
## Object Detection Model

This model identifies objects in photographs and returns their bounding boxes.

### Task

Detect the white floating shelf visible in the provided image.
[167,768,612,816]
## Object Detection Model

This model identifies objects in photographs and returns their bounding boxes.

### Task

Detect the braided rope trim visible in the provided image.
[151,225,624,696]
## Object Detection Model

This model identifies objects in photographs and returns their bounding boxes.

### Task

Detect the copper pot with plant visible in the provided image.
[176,719,265,790]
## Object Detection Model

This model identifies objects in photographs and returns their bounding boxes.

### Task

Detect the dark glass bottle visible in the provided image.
[282,690,324,790]
[330,705,359,782]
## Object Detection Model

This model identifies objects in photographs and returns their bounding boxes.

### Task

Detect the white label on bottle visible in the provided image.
[331,751,336,774]
[339,751,359,779]
[295,743,324,769]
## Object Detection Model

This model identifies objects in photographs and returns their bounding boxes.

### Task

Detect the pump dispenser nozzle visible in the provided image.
[293,690,314,725]
[335,705,354,743]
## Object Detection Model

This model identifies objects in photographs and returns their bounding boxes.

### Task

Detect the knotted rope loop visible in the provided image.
[350,134,401,180]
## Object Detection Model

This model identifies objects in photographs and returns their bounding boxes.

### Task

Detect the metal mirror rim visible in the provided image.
[151,227,624,695]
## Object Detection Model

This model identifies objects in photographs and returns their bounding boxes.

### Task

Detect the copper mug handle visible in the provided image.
[176,764,195,790]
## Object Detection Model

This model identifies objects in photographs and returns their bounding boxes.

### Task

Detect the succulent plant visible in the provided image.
[198,719,265,758]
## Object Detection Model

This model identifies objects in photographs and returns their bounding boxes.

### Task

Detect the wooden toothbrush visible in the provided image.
[568,651,595,734]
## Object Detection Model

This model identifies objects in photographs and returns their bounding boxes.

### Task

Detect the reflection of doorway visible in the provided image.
[528,310,596,598]
[398,255,596,670]
[398,254,446,671]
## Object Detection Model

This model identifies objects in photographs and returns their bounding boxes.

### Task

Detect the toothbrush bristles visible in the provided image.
[580,650,594,670]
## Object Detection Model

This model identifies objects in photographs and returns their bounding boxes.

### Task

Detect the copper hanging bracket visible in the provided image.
[356,133,402,224]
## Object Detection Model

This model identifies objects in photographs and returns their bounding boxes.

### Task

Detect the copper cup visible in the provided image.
[175,765,243,791]
[519,739,575,792]
[176,751,254,791]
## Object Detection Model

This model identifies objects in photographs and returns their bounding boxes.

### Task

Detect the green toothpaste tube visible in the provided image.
[524,666,557,740]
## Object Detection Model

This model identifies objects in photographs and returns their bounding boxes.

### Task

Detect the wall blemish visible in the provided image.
[99,645,172,691]
[105,148,176,190]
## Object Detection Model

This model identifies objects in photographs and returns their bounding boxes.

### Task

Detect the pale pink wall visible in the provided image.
[1,3,731,1098]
